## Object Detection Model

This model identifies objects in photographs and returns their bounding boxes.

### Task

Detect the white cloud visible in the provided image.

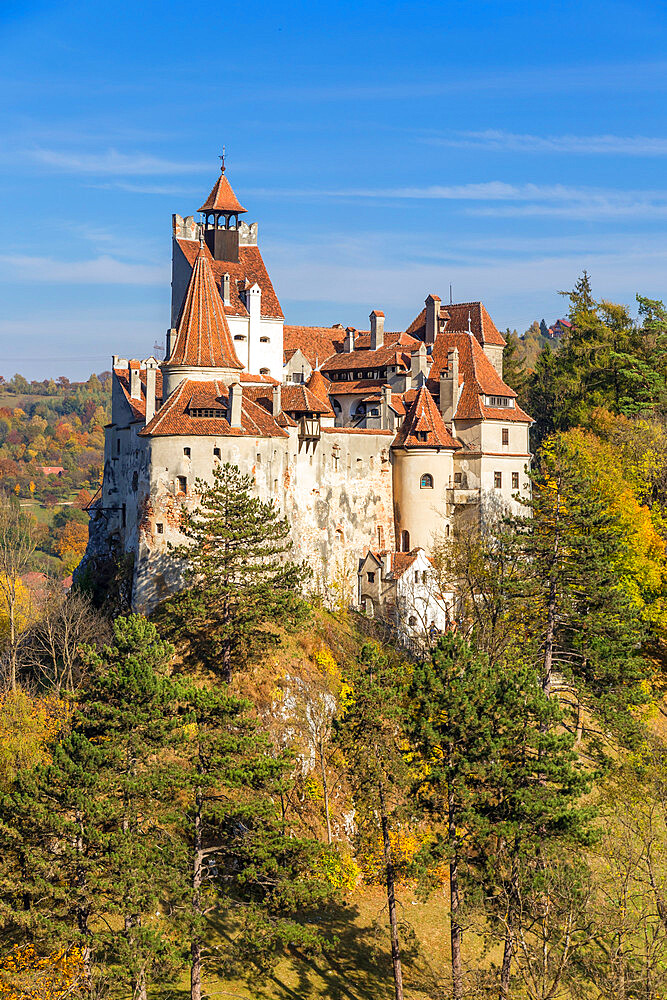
[0,253,167,285]
[28,147,211,176]
[426,129,667,156]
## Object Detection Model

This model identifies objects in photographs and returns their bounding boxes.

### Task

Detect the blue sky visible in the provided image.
[1,0,667,380]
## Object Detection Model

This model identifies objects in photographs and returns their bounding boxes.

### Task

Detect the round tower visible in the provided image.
[391,387,460,551]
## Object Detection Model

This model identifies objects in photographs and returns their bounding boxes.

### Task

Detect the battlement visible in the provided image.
[172,214,258,246]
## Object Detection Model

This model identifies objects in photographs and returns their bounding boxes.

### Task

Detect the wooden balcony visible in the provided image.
[298,416,321,440]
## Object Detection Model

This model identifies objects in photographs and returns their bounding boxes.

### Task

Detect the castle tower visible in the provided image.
[391,386,460,551]
[162,244,243,397]
[198,160,247,263]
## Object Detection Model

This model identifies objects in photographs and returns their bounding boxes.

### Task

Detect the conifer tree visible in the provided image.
[336,642,410,1000]
[0,615,181,998]
[519,436,648,733]
[168,681,334,1000]
[477,657,594,1000]
[407,635,501,1000]
[166,463,311,680]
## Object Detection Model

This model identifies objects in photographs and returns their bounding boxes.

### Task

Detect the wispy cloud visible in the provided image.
[0,253,167,285]
[28,147,210,176]
[251,181,667,220]
[425,129,667,156]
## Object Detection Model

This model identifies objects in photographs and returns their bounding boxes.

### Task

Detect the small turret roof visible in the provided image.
[167,246,243,370]
[198,168,247,214]
[393,386,460,450]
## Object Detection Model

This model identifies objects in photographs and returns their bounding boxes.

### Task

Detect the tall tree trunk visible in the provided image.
[191,786,203,1000]
[448,786,463,1000]
[378,779,404,1000]
[320,738,332,844]
[9,586,16,690]
[542,489,560,697]
[499,916,513,1000]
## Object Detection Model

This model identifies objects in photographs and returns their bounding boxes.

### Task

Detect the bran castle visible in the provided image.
[86,164,532,628]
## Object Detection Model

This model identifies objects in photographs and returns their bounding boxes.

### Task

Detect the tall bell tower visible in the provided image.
[197,150,247,263]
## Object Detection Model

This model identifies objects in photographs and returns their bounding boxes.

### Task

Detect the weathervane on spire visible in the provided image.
[218,146,226,173]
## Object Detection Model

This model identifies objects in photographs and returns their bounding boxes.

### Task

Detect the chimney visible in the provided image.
[344,327,356,352]
[439,347,459,426]
[222,273,231,306]
[130,365,141,400]
[145,360,157,423]
[411,343,428,382]
[381,551,392,579]
[165,327,177,360]
[272,383,281,417]
[370,310,385,350]
[425,294,441,345]
[228,382,243,428]
[381,383,392,429]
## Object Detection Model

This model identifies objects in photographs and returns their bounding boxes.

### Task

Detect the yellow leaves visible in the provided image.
[0,576,36,645]
[0,688,67,788]
[313,645,338,677]
[312,850,360,891]
[0,944,84,999]
[356,828,441,886]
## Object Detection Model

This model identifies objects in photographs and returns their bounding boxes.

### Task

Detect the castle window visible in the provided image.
[121,503,126,528]
[422,571,427,584]
[132,471,138,492]
[256,453,261,465]
[512,471,519,490]
[184,447,191,458]
[414,571,419,583]
[415,431,428,442]
[260,367,270,376]
[233,334,246,342]
[177,476,187,495]
[454,472,462,485]
[213,447,221,458]
[367,572,375,583]
[116,439,121,455]
[445,524,450,537]
[494,471,502,489]
[156,522,164,534]
[260,336,270,343]
[190,407,225,417]
[502,428,509,446]
[420,473,434,489]
[400,530,410,552]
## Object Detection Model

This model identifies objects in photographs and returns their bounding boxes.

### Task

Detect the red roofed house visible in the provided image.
[85,163,532,616]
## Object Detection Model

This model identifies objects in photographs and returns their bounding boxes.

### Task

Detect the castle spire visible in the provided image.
[165,246,242,372]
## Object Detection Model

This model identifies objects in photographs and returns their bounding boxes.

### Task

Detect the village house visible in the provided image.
[84,163,532,620]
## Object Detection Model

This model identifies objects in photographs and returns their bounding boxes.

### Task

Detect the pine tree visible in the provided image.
[406,635,501,1000]
[0,615,182,997]
[519,436,648,735]
[476,656,594,1000]
[166,463,311,680]
[336,642,410,1000]
[501,330,528,399]
[168,681,334,1000]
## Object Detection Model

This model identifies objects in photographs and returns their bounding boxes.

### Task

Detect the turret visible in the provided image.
[198,160,247,263]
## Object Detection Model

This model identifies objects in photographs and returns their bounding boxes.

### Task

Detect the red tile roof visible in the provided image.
[327,378,393,395]
[243,383,333,417]
[198,169,247,214]
[393,386,461,450]
[429,332,532,423]
[168,247,243,370]
[283,325,346,367]
[114,367,164,421]
[406,301,506,348]
[305,369,331,402]
[176,240,283,320]
[141,379,288,438]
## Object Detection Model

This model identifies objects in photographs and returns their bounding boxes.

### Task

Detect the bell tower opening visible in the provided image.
[198,151,247,263]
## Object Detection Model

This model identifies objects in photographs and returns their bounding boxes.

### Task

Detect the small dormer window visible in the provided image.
[234,334,246,342]
[260,336,270,343]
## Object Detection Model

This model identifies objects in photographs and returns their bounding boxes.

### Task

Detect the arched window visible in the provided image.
[420,473,434,489]
[400,529,410,552]
[260,336,270,343]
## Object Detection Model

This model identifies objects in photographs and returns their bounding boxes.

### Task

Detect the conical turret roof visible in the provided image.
[198,168,247,214]
[167,246,243,370]
[393,386,460,449]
